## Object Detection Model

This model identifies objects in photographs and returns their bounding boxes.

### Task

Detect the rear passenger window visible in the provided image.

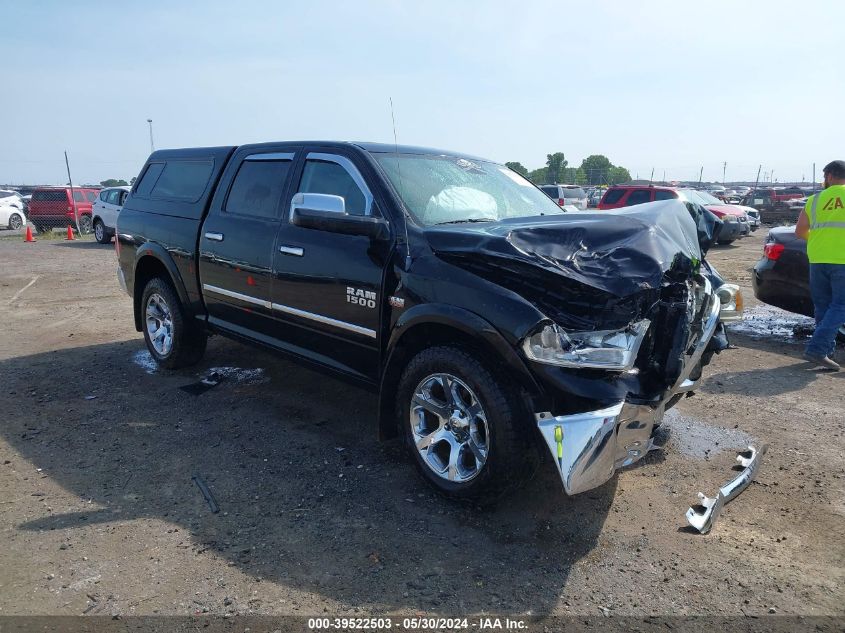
[72,191,84,202]
[85,191,97,203]
[33,190,66,202]
[299,160,366,215]
[225,159,291,219]
[541,186,558,198]
[601,189,625,205]
[150,160,214,202]
[106,190,120,204]
[654,190,677,201]
[625,190,652,206]
[134,163,165,197]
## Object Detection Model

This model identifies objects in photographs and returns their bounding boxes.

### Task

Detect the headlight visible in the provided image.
[716,283,743,322]
[723,215,737,223]
[522,320,650,371]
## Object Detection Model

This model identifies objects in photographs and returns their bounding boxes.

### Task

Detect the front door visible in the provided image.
[270,150,392,382]
[198,149,297,338]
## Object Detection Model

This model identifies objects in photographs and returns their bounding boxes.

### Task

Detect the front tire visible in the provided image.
[396,346,538,502]
[141,277,207,369]
[8,213,23,230]
[93,219,110,243]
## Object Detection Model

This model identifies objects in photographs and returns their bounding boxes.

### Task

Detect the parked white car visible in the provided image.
[91,186,130,243]
[0,190,26,230]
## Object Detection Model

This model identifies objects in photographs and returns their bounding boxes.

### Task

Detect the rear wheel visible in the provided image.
[78,214,93,235]
[93,219,110,244]
[8,213,23,230]
[141,277,207,369]
[396,346,538,503]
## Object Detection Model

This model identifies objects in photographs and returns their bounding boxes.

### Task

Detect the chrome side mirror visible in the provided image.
[291,192,346,215]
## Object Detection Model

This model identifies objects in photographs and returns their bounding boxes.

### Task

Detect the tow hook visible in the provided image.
[685,444,767,534]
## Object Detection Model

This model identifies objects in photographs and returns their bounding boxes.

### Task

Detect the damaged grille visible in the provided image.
[635,277,709,394]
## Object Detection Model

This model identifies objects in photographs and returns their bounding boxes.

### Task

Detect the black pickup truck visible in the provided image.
[116,141,735,501]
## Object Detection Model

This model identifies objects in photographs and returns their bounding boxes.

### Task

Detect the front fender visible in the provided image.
[377,303,546,439]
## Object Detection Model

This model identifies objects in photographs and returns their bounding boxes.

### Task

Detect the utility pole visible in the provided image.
[662,169,666,183]
[723,161,727,184]
[753,165,761,193]
[698,166,703,186]
[649,167,654,184]
[64,151,79,233]
[147,119,155,153]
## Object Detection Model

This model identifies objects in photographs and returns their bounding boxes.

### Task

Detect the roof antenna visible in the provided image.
[390,97,412,270]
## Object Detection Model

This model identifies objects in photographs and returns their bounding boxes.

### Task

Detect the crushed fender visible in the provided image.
[685,444,767,534]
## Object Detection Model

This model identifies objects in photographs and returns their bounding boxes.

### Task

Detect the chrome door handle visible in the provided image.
[279,245,303,256]
[204,232,224,242]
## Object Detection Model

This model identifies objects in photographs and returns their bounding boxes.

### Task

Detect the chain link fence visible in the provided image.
[25,186,98,236]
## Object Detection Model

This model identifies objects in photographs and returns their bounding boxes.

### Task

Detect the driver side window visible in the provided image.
[298,159,366,215]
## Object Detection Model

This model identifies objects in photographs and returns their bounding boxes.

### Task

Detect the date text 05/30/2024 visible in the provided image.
[307,617,527,630]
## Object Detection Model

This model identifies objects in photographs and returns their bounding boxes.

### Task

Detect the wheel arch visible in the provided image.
[377,304,544,440]
[132,245,191,332]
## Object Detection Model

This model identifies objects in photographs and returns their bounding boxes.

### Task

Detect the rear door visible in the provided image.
[199,148,298,338]
[97,189,120,228]
[269,148,392,381]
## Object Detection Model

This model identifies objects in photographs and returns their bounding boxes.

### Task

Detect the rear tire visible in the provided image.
[78,214,93,235]
[396,345,538,503]
[141,277,207,369]
[93,219,110,244]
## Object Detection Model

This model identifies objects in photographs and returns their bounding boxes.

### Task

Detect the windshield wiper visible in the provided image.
[433,218,495,225]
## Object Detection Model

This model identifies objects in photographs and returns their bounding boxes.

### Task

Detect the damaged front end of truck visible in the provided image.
[428,200,731,495]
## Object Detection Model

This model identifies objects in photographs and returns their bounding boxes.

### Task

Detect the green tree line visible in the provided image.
[505,153,631,186]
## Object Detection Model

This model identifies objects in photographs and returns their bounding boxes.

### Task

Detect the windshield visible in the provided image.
[374,153,564,226]
[681,189,722,205]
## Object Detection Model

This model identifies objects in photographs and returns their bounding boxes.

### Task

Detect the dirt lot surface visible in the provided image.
[0,230,842,618]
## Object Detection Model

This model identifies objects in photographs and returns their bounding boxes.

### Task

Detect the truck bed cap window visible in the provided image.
[150,160,214,202]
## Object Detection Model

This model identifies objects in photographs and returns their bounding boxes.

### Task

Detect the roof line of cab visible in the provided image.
[146,141,493,164]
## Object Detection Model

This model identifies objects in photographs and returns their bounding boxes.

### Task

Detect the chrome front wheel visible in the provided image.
[410,373,490,483]
[145,293,174,356]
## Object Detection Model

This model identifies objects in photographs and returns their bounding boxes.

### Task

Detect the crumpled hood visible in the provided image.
[425,200,705,298]
[705,203,747,218]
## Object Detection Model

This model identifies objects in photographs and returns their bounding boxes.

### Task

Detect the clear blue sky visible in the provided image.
[2,0,842,185]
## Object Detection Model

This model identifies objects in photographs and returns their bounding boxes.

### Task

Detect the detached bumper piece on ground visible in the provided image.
[685,444,767,534]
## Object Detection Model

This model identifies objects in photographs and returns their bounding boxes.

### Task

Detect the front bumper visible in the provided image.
[535,279,721,495]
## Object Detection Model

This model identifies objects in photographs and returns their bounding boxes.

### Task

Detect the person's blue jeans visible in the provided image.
[806,263,845,358]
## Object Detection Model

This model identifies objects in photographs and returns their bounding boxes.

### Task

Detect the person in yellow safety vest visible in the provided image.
[795,160,845,371]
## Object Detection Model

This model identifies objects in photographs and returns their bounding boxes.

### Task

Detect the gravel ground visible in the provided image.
[0,230,842,618]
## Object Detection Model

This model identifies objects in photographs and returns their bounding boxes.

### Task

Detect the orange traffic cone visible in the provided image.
[65,225,75,241]
[24,225,36,242]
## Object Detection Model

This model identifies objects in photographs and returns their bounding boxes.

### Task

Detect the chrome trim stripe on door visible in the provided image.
[202,284,271,308]
[270,302,376,338]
